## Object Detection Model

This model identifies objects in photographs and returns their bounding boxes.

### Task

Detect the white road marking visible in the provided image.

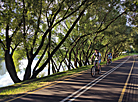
[60,56,131,102]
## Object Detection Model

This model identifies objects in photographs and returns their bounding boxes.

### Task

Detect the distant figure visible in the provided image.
[107,52,112,63]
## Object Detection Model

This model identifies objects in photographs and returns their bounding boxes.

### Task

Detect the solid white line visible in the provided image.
[60,56,130,102]
[68,56,130,102]
[61,63,123,102]
[68,67,117,102]
[60,67,116,102]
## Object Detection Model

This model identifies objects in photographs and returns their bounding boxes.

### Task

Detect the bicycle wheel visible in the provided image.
[106,61,109,65]
[109,61,111,65]
[98,65,101,74]
[91,66,95,77]
[109,60,112,65]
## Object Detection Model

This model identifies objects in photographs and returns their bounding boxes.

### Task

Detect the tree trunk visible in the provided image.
[23,60,32,80]
[48,30,51,75]
[104,48,109,61]
[68,52,71,70]
[48,51,51,75]
[31,6,87,78]
[78,53,82,67]
[82,50,88,65]
[73,49,78,68]
[51,59,56,74]
[5,52,21,83]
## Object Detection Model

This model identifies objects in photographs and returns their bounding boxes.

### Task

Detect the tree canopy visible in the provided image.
[0,0,138,83]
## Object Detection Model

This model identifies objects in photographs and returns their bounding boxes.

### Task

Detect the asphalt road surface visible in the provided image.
[2,56,138,102]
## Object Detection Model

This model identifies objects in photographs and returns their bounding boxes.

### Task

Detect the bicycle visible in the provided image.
[91,61,101,77]
[106,58,111,65]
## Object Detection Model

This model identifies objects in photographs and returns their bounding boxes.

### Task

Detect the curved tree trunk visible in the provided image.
[31,5,88,79]
[23,60,32,80]
[51,59,56,74]
[78,53,82,67]
[73,49,78,68]
[5,24,21,83]
[5,52,21,83]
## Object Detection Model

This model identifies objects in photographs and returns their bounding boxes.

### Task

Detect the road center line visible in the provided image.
[60,56,130,102]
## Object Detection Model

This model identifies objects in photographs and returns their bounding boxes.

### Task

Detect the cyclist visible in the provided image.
[91,49,101,70]
[110,52,112,62]
[107,52,112,63]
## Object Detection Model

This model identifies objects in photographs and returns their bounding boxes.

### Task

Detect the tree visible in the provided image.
[0,0,136,83]
[0,0,94,83]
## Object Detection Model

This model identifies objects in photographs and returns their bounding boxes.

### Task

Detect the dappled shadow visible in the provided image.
[1,56,136,102]
[1,93,66,102]
[121,57,138,102]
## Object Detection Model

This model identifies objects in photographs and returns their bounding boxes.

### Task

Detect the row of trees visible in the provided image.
[0,0,138,83]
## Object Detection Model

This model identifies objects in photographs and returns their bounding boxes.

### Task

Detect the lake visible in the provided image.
[0,58,72,88]
[0,60,52,88]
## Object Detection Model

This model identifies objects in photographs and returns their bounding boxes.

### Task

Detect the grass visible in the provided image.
[0,54,129,99]
[127,53,138,55]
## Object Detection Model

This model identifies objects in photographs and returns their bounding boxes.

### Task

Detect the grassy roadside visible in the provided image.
[127,53,138,55]
[0,55,129,99]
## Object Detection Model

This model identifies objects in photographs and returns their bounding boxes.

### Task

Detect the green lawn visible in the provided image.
[0,55,129,99]
[127,53,138,55]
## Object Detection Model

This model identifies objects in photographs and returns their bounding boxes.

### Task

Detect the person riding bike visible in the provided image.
[91,49,101,70]
[107,52,112,63]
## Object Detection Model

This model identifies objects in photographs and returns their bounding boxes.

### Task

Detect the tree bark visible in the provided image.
[5,24,21,83]
[23,59,32,80]
[78,53,82,67]
[73,49,78,68]
[68,51,72,70]
[5,52,21,83]
[51,59,56,74]
[31,2,94,78]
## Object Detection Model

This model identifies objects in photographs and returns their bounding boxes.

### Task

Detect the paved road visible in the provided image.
[2,56,138,102]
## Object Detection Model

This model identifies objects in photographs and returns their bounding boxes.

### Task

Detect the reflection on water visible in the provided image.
[0,60,50,88]
[0,60,14,87]
[0,60,6,76]
[0,59,68,88]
